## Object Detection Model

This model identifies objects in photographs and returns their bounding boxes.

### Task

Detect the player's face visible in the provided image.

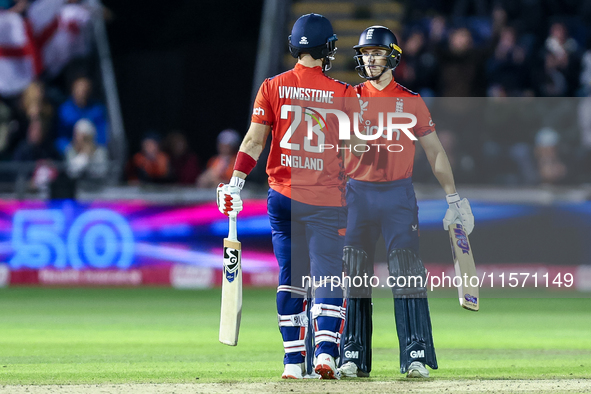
[361,47,388,78]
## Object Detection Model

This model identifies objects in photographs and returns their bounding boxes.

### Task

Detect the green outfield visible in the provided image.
[0,287,590,386]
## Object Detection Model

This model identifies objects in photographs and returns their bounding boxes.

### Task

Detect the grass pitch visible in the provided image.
[0,287,590,386]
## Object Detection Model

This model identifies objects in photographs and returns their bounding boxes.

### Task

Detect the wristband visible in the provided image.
[446,193,460,204]
[230,176,245,190]
[234,151,257,175]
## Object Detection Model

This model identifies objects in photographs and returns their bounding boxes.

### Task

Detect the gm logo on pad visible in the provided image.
[344,350,359,359]
[410,350,424,358]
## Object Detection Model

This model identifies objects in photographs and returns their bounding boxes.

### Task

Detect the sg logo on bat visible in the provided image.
[223,247,240,283]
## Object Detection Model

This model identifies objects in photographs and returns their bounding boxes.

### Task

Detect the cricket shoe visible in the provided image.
[406,361,430,378]
[281,363,304,379]
[338,361,370,378]
[303,371,320,379]
[314,353,341,380]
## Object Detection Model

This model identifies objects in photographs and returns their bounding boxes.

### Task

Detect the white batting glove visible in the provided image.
[216,177,244,217]
[443,193,474,235]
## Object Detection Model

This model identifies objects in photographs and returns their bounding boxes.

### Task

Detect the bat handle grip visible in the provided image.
[228,215,237,241]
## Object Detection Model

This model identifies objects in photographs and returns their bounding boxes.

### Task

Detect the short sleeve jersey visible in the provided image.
[346,80,435,182]
[252,63,357,206]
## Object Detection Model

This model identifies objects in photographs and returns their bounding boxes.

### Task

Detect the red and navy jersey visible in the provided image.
[252,63,357,206]
[346,79,435,182]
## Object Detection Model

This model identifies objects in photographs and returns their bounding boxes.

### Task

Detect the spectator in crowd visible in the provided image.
[13,107,57,163]
[397,29,438,96]
[64,118,108,181]
[435,27,489,97]
[544,22,581,95]
[533,52,569,97]
[490,5,508,35]
[545,23,578,64]
[197,129,240,188]
[13,111,60,192]
[0,100,13,161]
[13,81,55,149]
[20,81,53,120]
[127,132,170,184]
[534,127,567,184]
[487,26,528,94]
[56,76,108,154]
[162,131,201,185]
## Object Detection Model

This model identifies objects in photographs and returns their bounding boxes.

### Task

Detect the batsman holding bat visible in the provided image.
[217,14,364,380]
[338,26,475,379]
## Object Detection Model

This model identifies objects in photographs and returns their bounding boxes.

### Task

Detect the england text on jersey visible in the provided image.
[281,154,324,170]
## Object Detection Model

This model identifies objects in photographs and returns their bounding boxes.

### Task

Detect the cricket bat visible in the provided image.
[219,215,242,345]
[448,221,479,311]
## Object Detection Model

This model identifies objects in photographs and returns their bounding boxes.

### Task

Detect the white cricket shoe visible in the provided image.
[338,361,359,378]
[281,363,304,379]
[406,361,430,378]
[314,353,340,380]
[338,361,370,378]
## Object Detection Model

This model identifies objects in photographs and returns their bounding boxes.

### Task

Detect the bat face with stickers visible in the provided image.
[219,215,242,345]
[448,222,479,311]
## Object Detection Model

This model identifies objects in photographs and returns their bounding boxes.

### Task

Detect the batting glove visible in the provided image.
[443,193,474,235]
[216,177,244,217]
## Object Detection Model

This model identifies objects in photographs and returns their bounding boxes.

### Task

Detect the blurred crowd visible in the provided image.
[125,128,241,187]
[397,0,591,185]
[0,0,110,193]
[0,0,240,192]
[2,0,591,193]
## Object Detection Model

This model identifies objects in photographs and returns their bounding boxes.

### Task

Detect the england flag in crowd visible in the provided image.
[0,0,94,97]
[0,11,38,97]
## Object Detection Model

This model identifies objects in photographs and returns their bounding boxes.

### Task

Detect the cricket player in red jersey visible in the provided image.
[338,26,475,379]
[216,14,363,380]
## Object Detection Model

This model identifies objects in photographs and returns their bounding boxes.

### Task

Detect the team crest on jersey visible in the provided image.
[223,247,240,282]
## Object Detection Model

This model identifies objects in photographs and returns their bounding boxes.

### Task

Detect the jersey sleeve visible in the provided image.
[251,79,274,126]
[413,94,436,138]
[344,84,361,137]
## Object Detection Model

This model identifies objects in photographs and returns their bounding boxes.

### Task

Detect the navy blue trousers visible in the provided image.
[268,189,346,364]
[345,178,419,258]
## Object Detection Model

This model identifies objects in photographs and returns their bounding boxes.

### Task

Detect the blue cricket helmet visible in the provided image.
[354,25,402,80]
[288,13,338,70]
